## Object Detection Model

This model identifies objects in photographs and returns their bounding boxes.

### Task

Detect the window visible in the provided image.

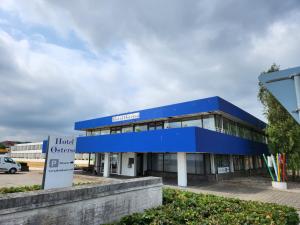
[237,125,245,138]
[244,128,252,140]
[93,130,101,135]
[122,126,133,133]
[187,153,205,175]
[151,153,164,171]
[155,122,164,130]
[215,155,230,167]
[164,121,181,129]
[148,123,156,131]
[149,122,164,130]
[202,115,215,131]
[100,129,110,135]
[233,155,244,171]
[110,127,121,134]
[86,131,93,136]
[182,118,202,128]
[215,115,222,132]
[135,124,148,132]
[223,118,237,136]
[164,153,177,172]
[4,157,15,163]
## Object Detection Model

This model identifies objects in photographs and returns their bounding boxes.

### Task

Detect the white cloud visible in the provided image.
[0,0,300,141]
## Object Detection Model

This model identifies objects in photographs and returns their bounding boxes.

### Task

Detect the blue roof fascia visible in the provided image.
[217,98,266,129]
[74,96,266,131]
[74,96,219,130]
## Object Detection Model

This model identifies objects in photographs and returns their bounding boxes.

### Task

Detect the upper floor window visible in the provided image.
[223,117,237,136]
[111,127,121,134]
[182,118,202,128]
[100,129,110,135]
[164,121,181,129]
[135,124,148,132]
[122,126,133,133]
[202,115,215,131]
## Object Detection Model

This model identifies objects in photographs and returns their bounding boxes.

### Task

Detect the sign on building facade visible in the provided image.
[112,112,140,122]
[42,136,76,190]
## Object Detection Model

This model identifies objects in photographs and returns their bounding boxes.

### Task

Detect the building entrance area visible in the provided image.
[93,152,265,186]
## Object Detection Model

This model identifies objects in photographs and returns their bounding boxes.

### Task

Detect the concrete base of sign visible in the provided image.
[272,181,287,190]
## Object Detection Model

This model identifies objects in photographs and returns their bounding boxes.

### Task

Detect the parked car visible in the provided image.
[0,156,21,174]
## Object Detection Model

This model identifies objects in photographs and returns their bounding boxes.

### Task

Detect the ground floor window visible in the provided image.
[233,155,244,171]
[187,153,205,175]
[147,153,207,175]
[215,154,230,167]
[164,153,177,172]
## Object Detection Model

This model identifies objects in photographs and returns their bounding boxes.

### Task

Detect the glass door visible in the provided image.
[110,153,119,174]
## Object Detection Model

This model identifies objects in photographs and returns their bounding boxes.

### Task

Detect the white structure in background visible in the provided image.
[10,142,91,161]
[10,142,44,159]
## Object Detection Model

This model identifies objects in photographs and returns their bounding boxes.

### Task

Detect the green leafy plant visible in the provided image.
[0,185,41,194]
[111,188,299,225]
[0,182,95,194]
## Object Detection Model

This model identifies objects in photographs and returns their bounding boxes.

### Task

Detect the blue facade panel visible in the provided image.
[195,128,268,155]
[75,127,268,155]
[76,127,197,153]
[74,96,266,130]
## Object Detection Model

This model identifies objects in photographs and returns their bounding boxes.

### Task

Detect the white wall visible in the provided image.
[121,153,136,176]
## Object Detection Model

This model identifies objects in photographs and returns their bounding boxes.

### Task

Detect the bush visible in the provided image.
[113,188,299,225]
[0,185,41,194]
[0,182,94,195]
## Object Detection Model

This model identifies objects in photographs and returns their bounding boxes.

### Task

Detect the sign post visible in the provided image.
[42,136,76,190]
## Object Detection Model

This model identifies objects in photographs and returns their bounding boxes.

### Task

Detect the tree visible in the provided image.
[258,64,300,180]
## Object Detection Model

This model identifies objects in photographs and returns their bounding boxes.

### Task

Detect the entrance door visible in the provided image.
[136,153,144,176]
[110,153,119,174]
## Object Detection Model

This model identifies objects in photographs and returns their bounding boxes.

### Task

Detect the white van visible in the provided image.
[0,156,21,174]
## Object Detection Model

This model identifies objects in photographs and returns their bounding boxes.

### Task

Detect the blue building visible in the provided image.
[75,96,268,186]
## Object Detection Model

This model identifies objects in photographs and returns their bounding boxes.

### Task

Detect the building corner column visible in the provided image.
[230,155,234,173]
[210,153,216,174]
[177,152,187,187]
[103,152,110,177]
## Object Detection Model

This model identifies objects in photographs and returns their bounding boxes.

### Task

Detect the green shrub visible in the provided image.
[112,188,299,225]
[0,182,94,195]
[0,185,41,194]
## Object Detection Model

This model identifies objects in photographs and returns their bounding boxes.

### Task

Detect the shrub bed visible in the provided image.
[0,185,41,194]
[113,188,299,225]
[0,182,94,195]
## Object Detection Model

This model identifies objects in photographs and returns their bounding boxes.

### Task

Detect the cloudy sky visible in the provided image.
[0,0,300,142]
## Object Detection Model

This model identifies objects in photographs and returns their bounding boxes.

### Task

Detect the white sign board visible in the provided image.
[42,136,76,190]
[217,166,230,174]
[112,112,140,122]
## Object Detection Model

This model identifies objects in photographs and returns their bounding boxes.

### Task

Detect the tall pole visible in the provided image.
[294,75,300,121]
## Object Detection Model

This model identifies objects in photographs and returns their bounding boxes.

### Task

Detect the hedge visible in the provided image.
[113,188,299,225]
[0,182,94,194]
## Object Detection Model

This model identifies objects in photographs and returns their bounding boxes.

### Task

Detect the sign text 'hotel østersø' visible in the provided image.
[112,112,140,122]
[42,136,76,190]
